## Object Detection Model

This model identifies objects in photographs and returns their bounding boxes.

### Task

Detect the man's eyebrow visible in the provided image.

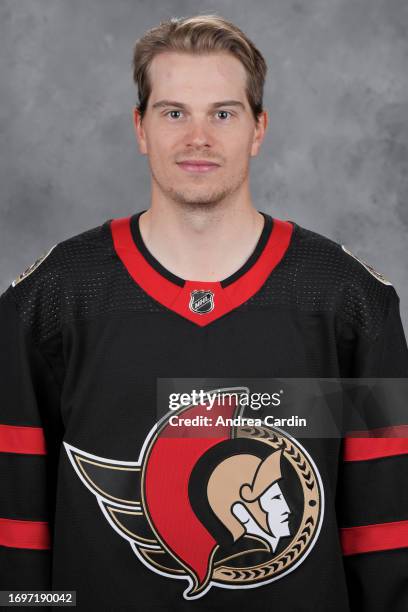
[151,99,246,110]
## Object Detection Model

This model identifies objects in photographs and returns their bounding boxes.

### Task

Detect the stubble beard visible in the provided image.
[150,163,249,211]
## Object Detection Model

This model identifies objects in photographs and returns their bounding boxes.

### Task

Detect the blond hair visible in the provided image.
[132,14,267,122]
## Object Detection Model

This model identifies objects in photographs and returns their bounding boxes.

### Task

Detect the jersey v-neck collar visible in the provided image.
[109,210,294,327]
[130,209,275,289]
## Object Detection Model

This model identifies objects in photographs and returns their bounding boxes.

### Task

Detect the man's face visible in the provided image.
[133,51,267,208]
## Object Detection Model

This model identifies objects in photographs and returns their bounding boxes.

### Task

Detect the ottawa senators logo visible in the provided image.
[341,245,392,285]
[11,244,57,287]
[64,388,324,600]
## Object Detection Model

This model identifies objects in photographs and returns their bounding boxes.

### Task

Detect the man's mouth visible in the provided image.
[176,160,220,173]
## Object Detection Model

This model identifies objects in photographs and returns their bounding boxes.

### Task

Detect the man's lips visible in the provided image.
[176,160,220,173]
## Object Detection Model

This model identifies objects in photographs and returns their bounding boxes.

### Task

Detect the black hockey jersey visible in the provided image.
[1,210,408,611]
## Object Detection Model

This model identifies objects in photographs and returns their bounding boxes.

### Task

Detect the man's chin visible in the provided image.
[169,187,233,207]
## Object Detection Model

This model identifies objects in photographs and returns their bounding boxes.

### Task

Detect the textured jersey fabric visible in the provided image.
[1,210,407,611]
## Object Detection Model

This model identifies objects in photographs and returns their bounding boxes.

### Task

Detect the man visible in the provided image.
[1,14,407,611]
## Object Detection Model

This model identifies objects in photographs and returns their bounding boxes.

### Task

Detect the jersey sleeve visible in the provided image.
[336,285,408,611]
[0,286,62,589]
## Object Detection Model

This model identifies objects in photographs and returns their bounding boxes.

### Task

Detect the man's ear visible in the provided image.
[133,106,147,155]
[250,110,268,157]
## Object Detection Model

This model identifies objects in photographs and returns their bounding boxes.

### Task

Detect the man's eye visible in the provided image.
[166,110,183,119]
[164,110,232,120]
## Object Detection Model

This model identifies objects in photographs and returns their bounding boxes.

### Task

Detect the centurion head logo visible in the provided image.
[64,388,324,600]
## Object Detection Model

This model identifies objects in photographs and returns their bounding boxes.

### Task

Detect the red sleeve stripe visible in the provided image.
[0,424,47,455]
[343,437,408,461]
[345,424,408,438]
[0,517,51,550]
[340,519,408,556]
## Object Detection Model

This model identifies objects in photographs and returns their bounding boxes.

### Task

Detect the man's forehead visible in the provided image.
[148,51,247,96]
[151,99,246,112]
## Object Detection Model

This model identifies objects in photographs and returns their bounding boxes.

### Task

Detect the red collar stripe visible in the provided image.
[110,215,293,327]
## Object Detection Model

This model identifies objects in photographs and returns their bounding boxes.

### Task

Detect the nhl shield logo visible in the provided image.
[189,289,215,314]
[64,387,324,601]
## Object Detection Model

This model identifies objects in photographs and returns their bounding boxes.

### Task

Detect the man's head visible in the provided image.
[131,15,268,209]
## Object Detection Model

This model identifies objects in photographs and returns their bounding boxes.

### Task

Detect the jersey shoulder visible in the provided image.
[3,216,163,344]
[250,220,397,341]
[291,221,393,284]
[292,222,396,338]
[4,219,112,343]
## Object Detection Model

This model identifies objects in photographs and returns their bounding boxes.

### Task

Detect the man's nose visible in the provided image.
[184,118,212,147]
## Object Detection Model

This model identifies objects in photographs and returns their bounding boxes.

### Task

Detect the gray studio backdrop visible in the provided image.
[1,0,407,329]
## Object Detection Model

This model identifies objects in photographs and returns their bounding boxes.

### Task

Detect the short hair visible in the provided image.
[132,14,267,123]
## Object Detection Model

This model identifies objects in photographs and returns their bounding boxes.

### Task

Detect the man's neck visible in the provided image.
[138,203,265,283]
